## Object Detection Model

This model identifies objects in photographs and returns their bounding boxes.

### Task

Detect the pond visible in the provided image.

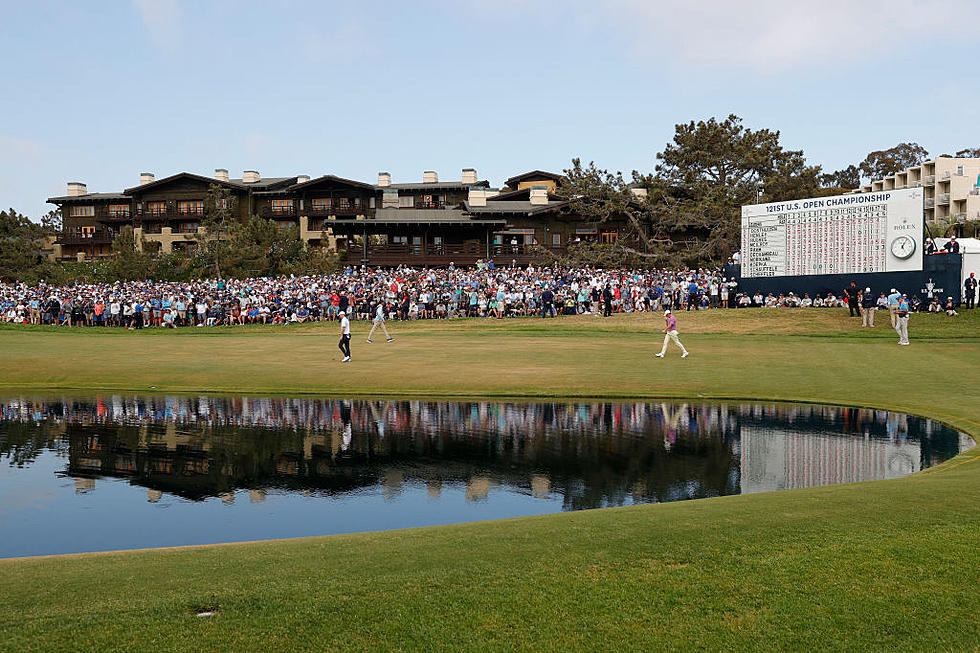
[0,396,972,558]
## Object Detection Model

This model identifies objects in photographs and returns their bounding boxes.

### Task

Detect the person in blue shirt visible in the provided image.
[894,294,910,345]
[886,288,902,328]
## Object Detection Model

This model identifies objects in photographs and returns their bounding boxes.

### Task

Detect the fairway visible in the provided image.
[1,309,979,651]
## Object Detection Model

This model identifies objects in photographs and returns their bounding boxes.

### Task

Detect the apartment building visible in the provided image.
[857,156,980,226]
[48,167,631,266]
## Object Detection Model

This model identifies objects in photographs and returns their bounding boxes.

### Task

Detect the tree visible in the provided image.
[0,207,51,282]
[820,165,861,190]
[196,183,236,278]
[858,142,928,180]
[955,147,980,158]
[653,114,822,262]
[102,226,154,281]
[40,208,62,235]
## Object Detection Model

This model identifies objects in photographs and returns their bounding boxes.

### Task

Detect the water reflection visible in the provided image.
[0,396,971,557]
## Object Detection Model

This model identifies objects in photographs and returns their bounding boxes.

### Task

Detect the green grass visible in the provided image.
[1,309,979,651]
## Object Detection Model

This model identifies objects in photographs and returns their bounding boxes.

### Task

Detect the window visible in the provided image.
[957,165,965,176]
[218,198,230,209]
[398,196,414,208]
[146,201,165,215]
[312,198,332,210]
[369,197,376,209]
[70,205,94,217]
[600,231,618,244]
[178,200,203,215]
[174,223,198,234]
[422,194,433,207]
[552,233,561,246]
[108,204,130,217]
[80,226,95,237]
[271,199,294,212]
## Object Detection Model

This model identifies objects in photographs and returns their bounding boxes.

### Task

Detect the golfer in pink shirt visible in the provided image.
[655,309,689,358]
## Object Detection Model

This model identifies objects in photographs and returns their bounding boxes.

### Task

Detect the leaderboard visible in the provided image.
[740,189,923,278]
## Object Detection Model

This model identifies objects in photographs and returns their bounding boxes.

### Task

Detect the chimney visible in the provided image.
[461,168,477,184]
[139,172,155,186]
[423,170,438,183]
[468,188,487,207]
[296,175,310,184]
[214,168,229,182]
[242,170,260,183]
[630,187,648,200]
[67,182,87,197]
[529,186,549,206]
[378,172,391,187]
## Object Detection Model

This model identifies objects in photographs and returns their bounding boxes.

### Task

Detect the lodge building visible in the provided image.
[47,167,628,266]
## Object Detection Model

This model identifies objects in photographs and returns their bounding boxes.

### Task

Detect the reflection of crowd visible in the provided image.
[0,395,944,446]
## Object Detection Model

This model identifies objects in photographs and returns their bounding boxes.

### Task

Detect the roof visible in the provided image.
[47,192,129,203]
[124,172,248,194]
[382,180,490,191]
[290,174,378,192]
[463,200,570,215]
[229,176,297,189]
[504,170,564,188]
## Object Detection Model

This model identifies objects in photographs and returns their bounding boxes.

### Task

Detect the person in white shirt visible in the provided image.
[367,301,394,343]
[338,310,351,362]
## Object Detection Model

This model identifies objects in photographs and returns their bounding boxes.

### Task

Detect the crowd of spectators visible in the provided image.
[0,262,934,328]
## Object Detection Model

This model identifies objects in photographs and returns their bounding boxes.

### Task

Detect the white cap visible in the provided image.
[664,309,671,316]
[865,287,871,292]
[338,310,345,315]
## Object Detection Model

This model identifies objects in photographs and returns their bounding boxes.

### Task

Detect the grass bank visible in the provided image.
[1,309,979,651]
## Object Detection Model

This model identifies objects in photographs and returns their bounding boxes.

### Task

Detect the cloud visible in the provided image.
[601,0,980,72]
[133,0,181,52]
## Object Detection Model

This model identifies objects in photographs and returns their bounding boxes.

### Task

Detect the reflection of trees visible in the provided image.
[0,396,967,510]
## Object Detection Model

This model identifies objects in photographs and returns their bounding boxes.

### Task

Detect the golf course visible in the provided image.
[2,309,979,651]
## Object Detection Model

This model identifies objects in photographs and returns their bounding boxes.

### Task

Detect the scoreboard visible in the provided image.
[740,188,924,278]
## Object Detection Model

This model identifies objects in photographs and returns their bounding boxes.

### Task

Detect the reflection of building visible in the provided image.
[2,396,967,511]
[740,427,921,494]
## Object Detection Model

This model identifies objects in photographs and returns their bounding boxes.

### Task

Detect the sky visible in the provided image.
[2,0,979,220]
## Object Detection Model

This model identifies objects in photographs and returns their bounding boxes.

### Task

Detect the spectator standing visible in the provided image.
[964,273,977,310]
[894,295,910,346]
[860,287,876,328]
[845,282,860,317]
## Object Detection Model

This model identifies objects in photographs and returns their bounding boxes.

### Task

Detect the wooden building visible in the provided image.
[47,167,627,266]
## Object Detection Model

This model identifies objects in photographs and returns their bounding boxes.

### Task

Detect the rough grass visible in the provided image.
[1,308,979,651]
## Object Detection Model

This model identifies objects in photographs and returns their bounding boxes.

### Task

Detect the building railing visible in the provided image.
[924,198,936,208]
[172,225,199,234]
[57,228,117,245]
[924,175,936,185]
[305,204,367,217]
[939,193,951,204]
[941,171,951,179]
[100,211,132,221]
[261,206,296,217]
[953,212,967,221]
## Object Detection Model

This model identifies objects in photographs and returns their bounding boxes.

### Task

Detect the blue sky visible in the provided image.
[2,0,979,219]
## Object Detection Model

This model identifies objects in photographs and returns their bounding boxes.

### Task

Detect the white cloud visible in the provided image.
[601,0,980,72]
[133,0,181,52]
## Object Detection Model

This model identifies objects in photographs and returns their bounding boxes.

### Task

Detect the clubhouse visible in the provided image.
[48,168,629,266]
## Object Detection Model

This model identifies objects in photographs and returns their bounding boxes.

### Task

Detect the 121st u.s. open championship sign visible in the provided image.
[740,188,924,278]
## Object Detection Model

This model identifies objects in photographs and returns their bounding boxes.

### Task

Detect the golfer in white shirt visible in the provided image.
[338,311,351,362]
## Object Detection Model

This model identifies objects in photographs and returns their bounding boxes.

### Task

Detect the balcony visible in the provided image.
[58,228,117,245]
[953,212,967,221]
[98,211,133,222]
[939,193,951,204]
[138,208,204,220]
[911,181,922,187]
[941,170,951,180]
[261,205,296,218]
[306,204,368,217]
[924,175,936,185]
[925,198,936,208]
[172,225,200,235]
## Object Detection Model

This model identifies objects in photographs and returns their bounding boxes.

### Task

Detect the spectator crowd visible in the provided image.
[0,262,955,328]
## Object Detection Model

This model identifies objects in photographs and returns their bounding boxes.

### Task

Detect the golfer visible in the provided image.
[338,310,351,362]
[655,309,689,358]
[366,301,395,343]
